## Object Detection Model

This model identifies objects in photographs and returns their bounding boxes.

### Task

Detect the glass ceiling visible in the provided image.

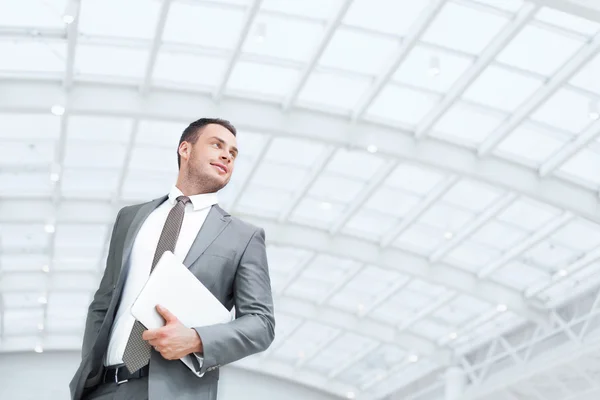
[1,0,600,399]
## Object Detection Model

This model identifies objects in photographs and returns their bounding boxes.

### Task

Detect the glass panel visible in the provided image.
[430,102,505,146]
[422,2,509,54]
[495,122,567,165]
[79,0,160,39]
[262,0,342,20]
[496,25,584,76]
[153,52,227,89]
[535,7,600,36]
[298,71,370,111]
[319,28,398,75]
[227,62,300,99]
[344,0,431,36]
[0,0,66,28]
[394,44,474,94]
[530,88,595,134]
[243,15,324,62]
[75,45,148,79]
[163,2,245,49]
[0,41,65,73]
[463,64,543,112]
[367,85,440,126]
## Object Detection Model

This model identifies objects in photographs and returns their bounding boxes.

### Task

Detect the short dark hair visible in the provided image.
[177,118,236,169]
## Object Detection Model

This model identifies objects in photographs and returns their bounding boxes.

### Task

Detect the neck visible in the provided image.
[175,175,213,196]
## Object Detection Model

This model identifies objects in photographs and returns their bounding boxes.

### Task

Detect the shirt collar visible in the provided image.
[167,185,219,211]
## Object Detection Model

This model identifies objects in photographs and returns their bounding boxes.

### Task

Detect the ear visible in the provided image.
[178,141,190,163]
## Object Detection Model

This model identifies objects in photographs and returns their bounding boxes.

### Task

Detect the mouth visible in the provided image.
[210,163,228,174]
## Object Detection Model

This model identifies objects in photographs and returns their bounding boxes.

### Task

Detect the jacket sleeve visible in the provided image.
[81,208,123,359]
[192,227,275,374]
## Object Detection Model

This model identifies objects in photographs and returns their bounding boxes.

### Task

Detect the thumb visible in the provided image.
[156,304,178,324]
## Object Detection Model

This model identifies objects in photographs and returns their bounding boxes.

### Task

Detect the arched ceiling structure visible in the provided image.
[1,0,600,399]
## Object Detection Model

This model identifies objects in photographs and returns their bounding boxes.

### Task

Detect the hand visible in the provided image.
[142,305,203,360]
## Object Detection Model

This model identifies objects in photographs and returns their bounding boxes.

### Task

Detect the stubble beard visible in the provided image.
[186,164,227,194]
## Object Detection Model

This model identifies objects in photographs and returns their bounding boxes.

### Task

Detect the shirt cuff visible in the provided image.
[193,353,204,370]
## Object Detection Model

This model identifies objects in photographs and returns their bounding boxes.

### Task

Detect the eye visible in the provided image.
[212,142,220,148]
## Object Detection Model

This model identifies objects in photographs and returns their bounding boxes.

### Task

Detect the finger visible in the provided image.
[142,329,159,341]
[156,305,178,324]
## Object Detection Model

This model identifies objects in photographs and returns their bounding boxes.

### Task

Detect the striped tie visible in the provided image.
[122,195,190,373]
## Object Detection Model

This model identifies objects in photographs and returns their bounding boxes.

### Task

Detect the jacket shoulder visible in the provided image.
[218,206,262,235]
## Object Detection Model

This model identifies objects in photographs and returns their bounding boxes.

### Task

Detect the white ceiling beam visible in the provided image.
[316,263,364,306]
[95,119,141,272]
[275,296,442,357]
[477,31,600,156]
[472,338,500,384]
[229,136,273,211]
[247,218,550,326]
[140,0,172,94]
[525,246,600,301]
[1,81,598,224]
[282,0,354,111]
[213,0,263,101]
[415,3,539,139]
[397,292,457,332]
[577,287,600,340]
[538,118,600,177]
[329,160,398,235]
[461,305,600,398]
[497,337,523,365]
[429,193,517,263]
[294,331,342,369]
[463,332,600,399]
[359,277,412,316]
[530,0,600,23]
[380,175,459,247]
[44,94,74,345]
[437,308,514,348]
[277,146,337,223]
[276,252,317,294]
[458,356,480,385]
[403,381,444,400]
[352,0,446,121]
[327,342,381,379]
[0,196,551,327]
[521,326,543,364]
[477,211,573,278]
[550,310,580,344]
[0,290,4,341]
[63,0,81,90]
[258,319,304,360]
[0,27,64,39]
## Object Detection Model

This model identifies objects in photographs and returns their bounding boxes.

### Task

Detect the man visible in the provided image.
[69,118,275,400]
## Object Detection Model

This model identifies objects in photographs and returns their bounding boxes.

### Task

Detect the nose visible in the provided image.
[220,152,231,163]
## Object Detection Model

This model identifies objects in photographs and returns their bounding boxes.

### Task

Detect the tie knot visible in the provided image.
[176,196,191,205]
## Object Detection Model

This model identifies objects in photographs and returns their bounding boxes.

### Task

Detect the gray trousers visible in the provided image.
[82,377,148,400]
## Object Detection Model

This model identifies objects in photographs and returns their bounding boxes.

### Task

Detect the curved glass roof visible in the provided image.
[1,0,600,399]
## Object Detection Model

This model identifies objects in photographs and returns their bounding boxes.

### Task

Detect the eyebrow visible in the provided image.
[211,136,238,154]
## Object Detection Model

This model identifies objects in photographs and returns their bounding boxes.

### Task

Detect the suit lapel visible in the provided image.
[183,205,231,268]
[121,195,167,272]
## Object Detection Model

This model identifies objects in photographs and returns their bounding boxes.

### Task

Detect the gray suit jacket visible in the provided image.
[69,196,276,400]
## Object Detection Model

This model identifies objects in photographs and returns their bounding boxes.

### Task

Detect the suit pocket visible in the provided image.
[202,245,236,261]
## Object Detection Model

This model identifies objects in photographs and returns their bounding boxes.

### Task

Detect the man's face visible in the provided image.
[180,124,238,193]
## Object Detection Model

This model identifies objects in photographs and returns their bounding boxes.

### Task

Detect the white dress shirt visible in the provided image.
[104,186,219,368]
